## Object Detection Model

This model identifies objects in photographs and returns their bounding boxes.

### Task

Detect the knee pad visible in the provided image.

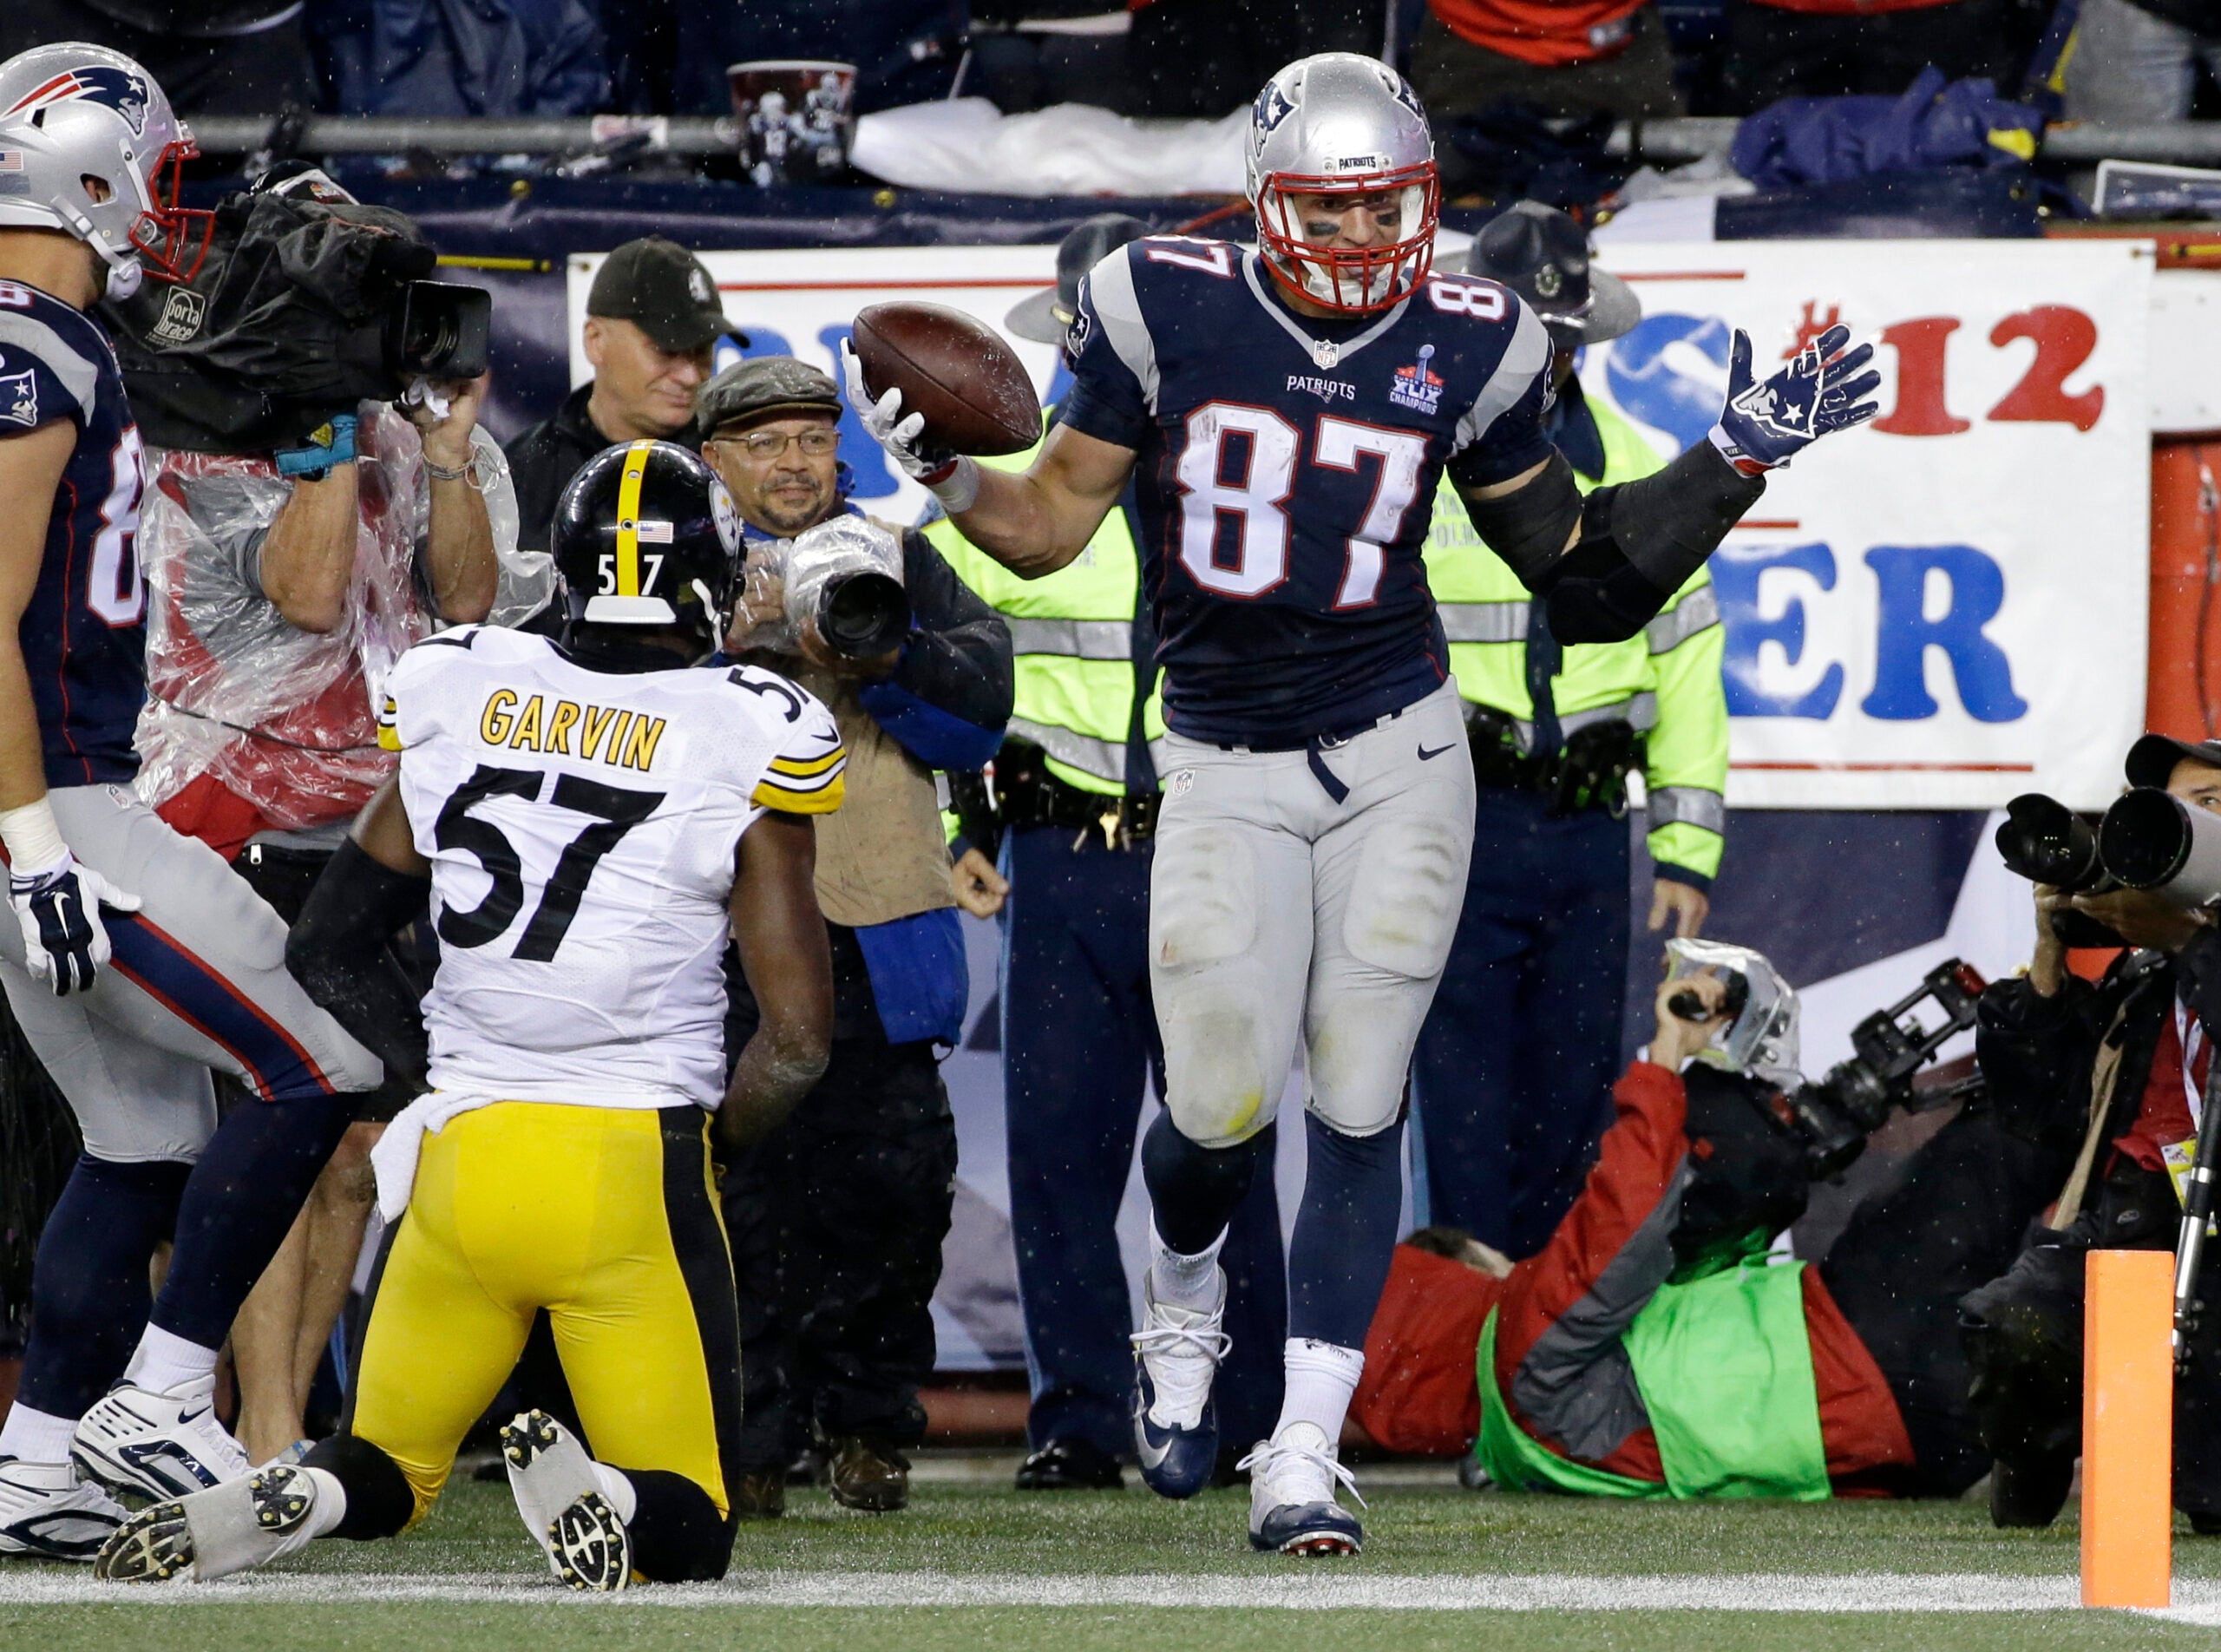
[623,1467,736,1583]
[302,1432,417,1539]
[1151,826,1277,1145]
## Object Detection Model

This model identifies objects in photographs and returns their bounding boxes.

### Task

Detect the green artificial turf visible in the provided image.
[5,1470,2218,1650]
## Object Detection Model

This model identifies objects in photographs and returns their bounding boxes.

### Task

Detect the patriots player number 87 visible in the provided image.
[848,50,1881,1558]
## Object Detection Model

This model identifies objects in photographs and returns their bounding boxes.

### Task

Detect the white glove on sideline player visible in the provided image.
[838,340,979,512]
[9,849,140,996]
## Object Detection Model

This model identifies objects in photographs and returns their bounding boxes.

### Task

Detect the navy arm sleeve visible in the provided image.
[856,528,1015,770]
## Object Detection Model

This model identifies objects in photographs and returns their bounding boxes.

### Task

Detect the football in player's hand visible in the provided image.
[850,302,1041,458]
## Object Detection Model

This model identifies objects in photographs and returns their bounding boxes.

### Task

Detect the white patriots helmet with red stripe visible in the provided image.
[0,42,209,299]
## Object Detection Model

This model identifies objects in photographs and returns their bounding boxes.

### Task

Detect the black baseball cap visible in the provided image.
[2126,733,2221,789]
[1466,202,1639,351]
[696,356,842,436]
[1006,213,1153,345]
[586,238,743,354]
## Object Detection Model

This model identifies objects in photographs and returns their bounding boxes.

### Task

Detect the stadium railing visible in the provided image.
[180,115,2221,168]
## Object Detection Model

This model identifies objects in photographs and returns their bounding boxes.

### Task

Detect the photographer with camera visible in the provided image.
[1351,948,2072,1499]
[1961,733,2221,1531]
[108,162,547,1465]
[696,355,1012,1518]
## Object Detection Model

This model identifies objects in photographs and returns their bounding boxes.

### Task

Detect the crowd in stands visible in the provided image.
[1,0,2212,135]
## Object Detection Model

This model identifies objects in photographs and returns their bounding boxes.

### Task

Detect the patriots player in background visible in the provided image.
[0,44,382,1558]
[854,53,1878,1556]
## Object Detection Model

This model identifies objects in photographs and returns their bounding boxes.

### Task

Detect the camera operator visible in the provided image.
[116,167,547,1464]
[503,239,733,555]
[697,355,1012,1518]
[1351,954,2071,1498]
[1961,733,2221,1531]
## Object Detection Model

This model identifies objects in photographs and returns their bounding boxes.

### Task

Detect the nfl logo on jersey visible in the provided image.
[1387,344,1443,415]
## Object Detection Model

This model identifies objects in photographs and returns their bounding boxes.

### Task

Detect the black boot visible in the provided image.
[1989,1453,2075,1528]
[1014,1438,1124,1491]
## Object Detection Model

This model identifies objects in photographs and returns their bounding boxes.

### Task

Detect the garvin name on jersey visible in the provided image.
[475,689,665,773]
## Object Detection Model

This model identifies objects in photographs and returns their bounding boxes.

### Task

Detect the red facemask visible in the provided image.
[128,134,213,285]
[1254,161,1440,317]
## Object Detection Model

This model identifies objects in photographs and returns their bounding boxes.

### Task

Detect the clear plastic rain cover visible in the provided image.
[133,403,552,832]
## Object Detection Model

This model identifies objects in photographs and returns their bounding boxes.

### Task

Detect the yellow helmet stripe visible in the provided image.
[615,441,652,597]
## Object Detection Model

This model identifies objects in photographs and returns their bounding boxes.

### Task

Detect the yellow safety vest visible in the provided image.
[923,419,1165,799]
[1422,396,1729,882]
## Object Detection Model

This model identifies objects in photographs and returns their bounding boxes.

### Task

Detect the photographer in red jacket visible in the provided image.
[1357,956,2071,1498]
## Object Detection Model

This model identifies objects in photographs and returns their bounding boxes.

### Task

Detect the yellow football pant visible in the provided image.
[347,1101,738,1524]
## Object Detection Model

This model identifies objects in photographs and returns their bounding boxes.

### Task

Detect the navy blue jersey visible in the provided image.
[0,280,147,788]
[1057,237,1554,748]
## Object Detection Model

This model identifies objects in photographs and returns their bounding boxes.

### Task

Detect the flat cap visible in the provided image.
[697,355,842,436]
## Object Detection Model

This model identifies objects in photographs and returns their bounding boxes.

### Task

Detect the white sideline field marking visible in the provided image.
[4,1568,2221,1615]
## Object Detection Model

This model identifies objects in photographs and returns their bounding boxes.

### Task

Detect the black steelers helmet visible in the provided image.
[552,439,740,653]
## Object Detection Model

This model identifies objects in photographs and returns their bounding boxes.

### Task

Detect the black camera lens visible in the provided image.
[1996,793,2108,892]
[817,571,909,659]
[385,281,491,381]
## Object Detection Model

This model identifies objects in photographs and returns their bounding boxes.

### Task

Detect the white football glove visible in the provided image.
[9,850,140,996]
[838,339,979,511]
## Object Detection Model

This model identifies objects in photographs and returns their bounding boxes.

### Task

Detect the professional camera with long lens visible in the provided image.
[1995,792,2125,946]
[1667,944,1988,1177]
[2099,786,2221,910]
[102,167,490,456]
[1996,793,2113,893]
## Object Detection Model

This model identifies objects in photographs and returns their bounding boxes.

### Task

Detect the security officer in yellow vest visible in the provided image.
[1412,203,1728,1260]
[927,215,1286,1493]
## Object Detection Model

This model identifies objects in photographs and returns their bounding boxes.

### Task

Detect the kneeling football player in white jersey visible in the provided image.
[96,441,844,1590]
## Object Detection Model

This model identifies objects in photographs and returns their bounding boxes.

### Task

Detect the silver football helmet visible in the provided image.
[1245,53,1439,317]
[0,43,209,299]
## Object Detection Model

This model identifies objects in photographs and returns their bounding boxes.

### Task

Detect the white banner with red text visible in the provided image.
[568,238,2154,810]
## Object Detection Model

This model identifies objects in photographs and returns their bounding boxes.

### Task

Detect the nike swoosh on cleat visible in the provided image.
[1136,1427,1173,1472]
[1417,744,1455,761]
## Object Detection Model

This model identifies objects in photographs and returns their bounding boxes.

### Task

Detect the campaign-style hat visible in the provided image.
[1005,213,1154,344]
[1465,201,1639,350]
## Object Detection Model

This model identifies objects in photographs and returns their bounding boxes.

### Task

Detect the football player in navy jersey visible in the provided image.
[0,44,382,1560]
[848,51,1880,1554]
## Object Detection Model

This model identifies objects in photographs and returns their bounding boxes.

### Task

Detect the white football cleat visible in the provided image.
[72,1377,249,1502]
[1239,1423,1365,1557]
[94,1462,325,1583]
[1130,1270,1231,1500]
[0,1456,127,1561]
[501,1409,631,1592]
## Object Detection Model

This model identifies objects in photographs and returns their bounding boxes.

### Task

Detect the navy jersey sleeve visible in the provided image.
[0,312,94,435]
[1444,294,1556,488]
[1052,246,1153,452]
